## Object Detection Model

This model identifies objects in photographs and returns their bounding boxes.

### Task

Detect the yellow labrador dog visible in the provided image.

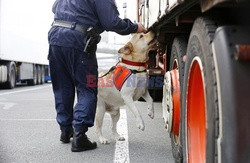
[95,31,156,144]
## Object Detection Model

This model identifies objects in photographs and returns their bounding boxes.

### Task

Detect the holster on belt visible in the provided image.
[51,20,101,56]
[83,27,101,56]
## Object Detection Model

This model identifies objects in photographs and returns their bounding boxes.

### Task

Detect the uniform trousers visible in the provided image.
[48,45,98,133]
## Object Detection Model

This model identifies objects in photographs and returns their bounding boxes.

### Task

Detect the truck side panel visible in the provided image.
[0,0,54,88]
[0,0,54,65]
[139,0,180,28]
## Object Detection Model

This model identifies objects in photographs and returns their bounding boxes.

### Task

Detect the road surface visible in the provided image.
[0,53,174,163]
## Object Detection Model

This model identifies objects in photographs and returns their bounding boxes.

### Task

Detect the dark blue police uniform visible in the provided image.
[48,0,138,135]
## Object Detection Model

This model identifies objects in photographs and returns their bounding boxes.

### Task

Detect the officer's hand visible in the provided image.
[137,23,147,33]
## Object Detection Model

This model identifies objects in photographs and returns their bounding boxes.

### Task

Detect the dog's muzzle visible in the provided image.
[148,37,156,46]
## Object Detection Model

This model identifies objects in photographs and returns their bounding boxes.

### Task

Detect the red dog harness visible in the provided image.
[113,65,132,91]
[100,59,147,91]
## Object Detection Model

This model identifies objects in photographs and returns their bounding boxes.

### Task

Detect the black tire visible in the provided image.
[213,26,250,163]
[182,17,218,162]
[27,65,37,86]
[169,36,187,163]
[4,62,16,89]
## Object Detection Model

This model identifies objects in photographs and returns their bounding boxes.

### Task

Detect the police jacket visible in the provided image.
[48,0,138,51]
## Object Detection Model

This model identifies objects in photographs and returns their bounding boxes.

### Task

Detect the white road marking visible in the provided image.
[0,85,51,96]
[0,102,16,110]
[114,109,130,163]
[0,119,55,121]
[0,97,16,110]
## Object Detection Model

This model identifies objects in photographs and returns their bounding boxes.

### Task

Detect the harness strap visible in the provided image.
[99,64,147,91]
[131,69,147,74]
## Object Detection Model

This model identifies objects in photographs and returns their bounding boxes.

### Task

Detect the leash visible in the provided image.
[98,66,116,78]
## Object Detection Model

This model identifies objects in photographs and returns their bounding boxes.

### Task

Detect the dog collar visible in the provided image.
[121,58,147,68]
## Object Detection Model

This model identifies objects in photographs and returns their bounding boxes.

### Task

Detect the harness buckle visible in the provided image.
[71,22,76,30]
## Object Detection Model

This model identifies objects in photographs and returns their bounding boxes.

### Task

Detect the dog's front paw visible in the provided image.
[148,109,154,119]
[99,136,110,144]
[136,119,145,131]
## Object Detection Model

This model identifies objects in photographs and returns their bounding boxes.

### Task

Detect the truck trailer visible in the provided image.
[0,0,53,89]
[137,0,250,162]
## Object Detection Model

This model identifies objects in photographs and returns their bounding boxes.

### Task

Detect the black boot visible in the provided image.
[71,132,97,152]
[60,128,73,143]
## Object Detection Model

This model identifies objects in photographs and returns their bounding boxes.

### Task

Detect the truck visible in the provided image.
[0,0,53,89]
[137,0,250,162]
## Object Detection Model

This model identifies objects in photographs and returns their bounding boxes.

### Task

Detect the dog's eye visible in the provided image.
[139,35,144,39]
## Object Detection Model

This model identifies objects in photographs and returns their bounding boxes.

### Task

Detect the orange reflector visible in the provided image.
[235,45,250,61]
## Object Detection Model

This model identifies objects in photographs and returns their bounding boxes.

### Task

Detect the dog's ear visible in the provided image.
[118,42,133,55]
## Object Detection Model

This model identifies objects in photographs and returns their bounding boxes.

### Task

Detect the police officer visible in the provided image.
[48,0,147,152]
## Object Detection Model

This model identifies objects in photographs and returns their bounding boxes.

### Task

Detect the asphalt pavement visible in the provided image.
[0,52,174,163]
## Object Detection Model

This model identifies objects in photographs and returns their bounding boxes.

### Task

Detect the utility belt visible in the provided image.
[52,20,101,56]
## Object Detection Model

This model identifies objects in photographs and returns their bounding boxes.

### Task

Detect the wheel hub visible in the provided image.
[162,69,181,135]
[187,59,206,163]
[163,71,173,133]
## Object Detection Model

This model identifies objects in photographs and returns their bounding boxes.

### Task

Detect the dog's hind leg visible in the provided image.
[141,90,154,119]
[110,109,125,141]
[95,101,109,144]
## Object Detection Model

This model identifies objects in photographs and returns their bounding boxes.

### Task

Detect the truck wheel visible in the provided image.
[169,36,187,162]
[182,17,218,163]
[4,62,16,89]
[213,26,250,163]
[27,65,38,86]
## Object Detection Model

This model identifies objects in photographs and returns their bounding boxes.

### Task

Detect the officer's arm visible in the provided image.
[95,0,138,35]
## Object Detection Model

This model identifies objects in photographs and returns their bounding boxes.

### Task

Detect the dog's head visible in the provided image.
[118,31,156,62]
